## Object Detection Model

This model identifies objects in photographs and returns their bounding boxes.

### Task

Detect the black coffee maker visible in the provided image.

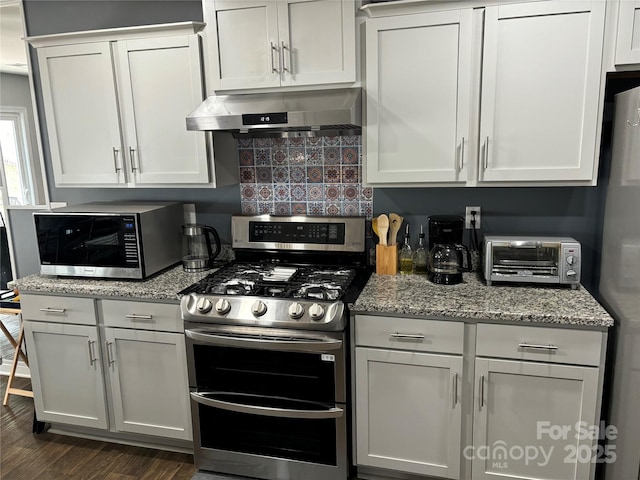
[427,215,471,285]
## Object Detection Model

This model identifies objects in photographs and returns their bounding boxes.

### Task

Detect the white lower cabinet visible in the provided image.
[22,294,191,444]
[472,359,599,480]
[25,321,109,429]
[356,348,463,478]
[355,315,465,479]
[104,328,191,440]
[354,317,606,480]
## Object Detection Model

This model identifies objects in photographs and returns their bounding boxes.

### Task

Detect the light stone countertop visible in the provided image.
[352,272,614,328]
[12,264,213,302]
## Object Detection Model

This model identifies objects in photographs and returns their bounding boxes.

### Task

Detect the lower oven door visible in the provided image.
[184,324,348,480]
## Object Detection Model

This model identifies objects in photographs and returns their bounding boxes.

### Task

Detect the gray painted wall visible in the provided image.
[15,0,631,296]
[0,72,46,204]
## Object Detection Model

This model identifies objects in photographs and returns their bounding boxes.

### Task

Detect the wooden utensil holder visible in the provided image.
[376,244,398,275]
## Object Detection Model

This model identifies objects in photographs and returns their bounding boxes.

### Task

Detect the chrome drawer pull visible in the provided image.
[518,343,559,351]
[125,314,153,320]
[106,341,115,366]
[40,307,66,314]
[390,333,425,340]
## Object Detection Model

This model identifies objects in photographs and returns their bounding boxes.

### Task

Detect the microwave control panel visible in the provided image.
[122,216,140,266]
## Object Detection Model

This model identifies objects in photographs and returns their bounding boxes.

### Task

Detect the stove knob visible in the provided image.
[251,300,268,317]
[288,302,305,319]
[214,298,231,315]
[196,297,213,314]
[309,303,325,321]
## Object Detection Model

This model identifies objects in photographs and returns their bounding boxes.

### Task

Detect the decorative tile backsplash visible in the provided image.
[238,135,373,218]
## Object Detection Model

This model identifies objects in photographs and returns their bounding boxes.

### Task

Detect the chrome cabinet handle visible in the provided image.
[459,137,465,171]
[270,42,279,73]
[518,342,559,351]
[39,307,66,314]
[281,41,290,73]
[390,332,425,340]
[483,136,489,170]
[113,147,121,172]
[125,314,153,320]
[129,147,137,172]
[480,374,485,408]
[87,340,96,366]
[453,373,459,407]
[190,392,344,419]
[106,341,115,366]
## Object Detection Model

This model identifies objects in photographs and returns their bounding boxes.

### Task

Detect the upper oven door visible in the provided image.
[185,324,346,404]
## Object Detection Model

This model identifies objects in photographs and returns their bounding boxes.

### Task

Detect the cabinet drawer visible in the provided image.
[21,294,96,325]
[101,300,182,332]
[355,314,464,354]
[476,323,604,366]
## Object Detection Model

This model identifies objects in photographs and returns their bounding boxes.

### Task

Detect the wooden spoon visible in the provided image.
[377,214,389,246]
[372,217,380,240]
[388,213,403,246]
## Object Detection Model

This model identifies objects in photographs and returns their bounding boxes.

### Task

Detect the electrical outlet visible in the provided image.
[465,206,481,229]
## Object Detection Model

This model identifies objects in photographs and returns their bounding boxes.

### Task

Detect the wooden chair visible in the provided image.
[1,307,34,405]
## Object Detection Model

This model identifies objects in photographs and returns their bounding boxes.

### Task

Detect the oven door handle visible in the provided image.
[185,329,343,351]
[190,392,344,419]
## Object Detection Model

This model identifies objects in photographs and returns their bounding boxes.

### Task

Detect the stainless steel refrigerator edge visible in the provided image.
[600,86,640,480]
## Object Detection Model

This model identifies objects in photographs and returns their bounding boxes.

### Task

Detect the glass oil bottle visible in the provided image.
[413,225,428,274]
[399,224,413,274]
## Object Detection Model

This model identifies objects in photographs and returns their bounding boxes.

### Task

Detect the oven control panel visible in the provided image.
[181,294,347,331]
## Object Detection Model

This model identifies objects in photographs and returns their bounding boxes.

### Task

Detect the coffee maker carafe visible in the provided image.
[427,215,471,284]
[182,224,221,272]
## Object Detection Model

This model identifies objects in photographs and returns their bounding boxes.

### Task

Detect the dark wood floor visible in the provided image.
[1,376,197,479]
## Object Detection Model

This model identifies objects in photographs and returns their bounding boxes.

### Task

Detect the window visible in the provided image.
[0,107,35,206]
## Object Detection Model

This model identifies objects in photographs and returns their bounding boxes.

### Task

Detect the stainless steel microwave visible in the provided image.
[34,202,183,279]
[484,235,581,288]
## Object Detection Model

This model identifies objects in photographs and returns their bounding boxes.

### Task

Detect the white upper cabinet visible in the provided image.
[116,35,209,184]
[31,23,238,188]
[365,10,473,184]
[206,0,356,92]
[363,0,607,187]
[615,0,640,65]
[38,43,123,186]
[479,1,606,183]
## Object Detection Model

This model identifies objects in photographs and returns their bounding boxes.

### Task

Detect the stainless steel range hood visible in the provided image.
[186,88,361,137]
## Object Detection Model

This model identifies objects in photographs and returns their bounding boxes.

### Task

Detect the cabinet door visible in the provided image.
[211,0,280,90]
[24,321,108,429]
[38,42,124,185]
[278,0,355,86]
[616,0,640,65]
[104,328,192,440]
[117,35,209,184]
[479,1,605,183]
[365,9,472,184]
[356,347,463,479]
[473,359,599,480]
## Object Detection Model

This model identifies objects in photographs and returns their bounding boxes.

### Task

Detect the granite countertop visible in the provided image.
[352,272,614,328]
[12,264,212,302]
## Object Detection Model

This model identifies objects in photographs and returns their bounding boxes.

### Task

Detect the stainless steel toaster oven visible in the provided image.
[484,236,581,288]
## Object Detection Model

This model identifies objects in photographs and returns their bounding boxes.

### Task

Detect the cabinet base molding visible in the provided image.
[47,424,193,455]
[356,465,441,480]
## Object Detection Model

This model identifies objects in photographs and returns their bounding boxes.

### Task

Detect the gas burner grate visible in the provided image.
[180,262,357,300]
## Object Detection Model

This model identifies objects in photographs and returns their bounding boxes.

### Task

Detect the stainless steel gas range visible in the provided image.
[180,215,370,480]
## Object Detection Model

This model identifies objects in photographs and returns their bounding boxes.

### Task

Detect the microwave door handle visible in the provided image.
[185,329,343,352]
[190,392,344,419]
